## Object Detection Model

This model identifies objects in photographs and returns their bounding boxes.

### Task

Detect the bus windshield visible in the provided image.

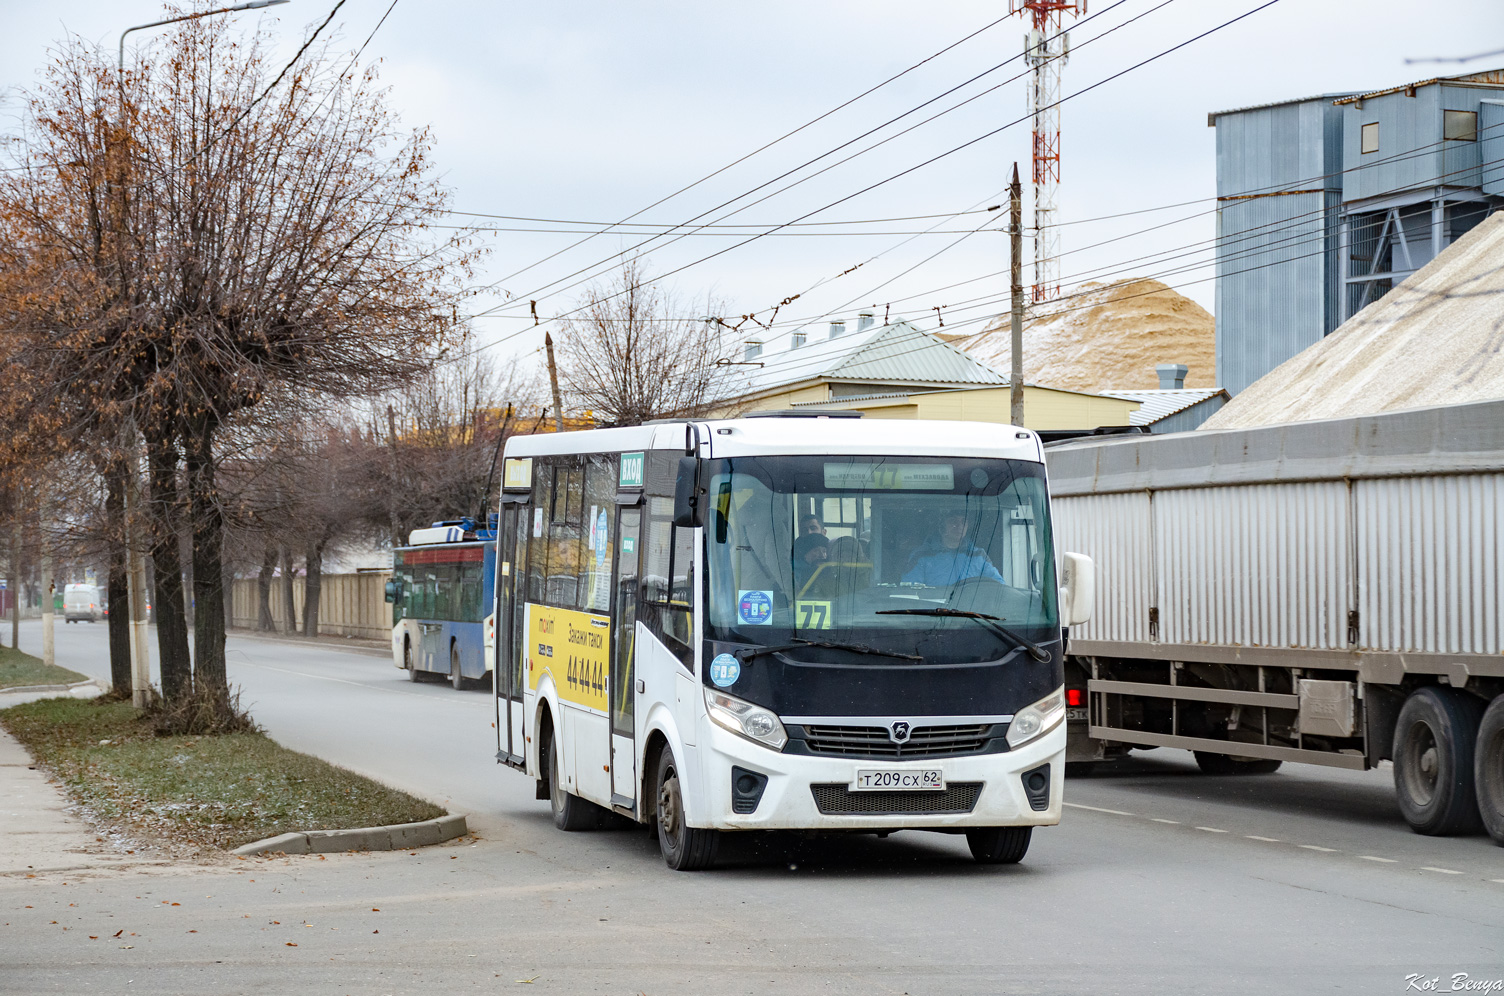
[704,454,1057,664]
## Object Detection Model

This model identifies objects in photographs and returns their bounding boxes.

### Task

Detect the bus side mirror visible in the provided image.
[673,457,703,528]
[384,579,402,604]
[1059,552,1095,626]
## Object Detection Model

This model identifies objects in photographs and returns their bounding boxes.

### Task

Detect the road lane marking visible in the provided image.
[1246,836,1280,842]
[1151,818,1179,824]
[1063,803,1135,816]
[1420,867,1462,875]
[1299,845,1338,852]
[1195,827,1228,833]
[1357,856,1396,863]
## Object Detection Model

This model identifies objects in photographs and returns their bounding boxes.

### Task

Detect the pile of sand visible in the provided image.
[955,279,1216,392]
[1202,211,1504,430]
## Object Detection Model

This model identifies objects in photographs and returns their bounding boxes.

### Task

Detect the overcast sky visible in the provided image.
[3,0,1500,375]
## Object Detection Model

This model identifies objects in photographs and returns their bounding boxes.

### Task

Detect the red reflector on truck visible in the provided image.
[1066,689,1084,707]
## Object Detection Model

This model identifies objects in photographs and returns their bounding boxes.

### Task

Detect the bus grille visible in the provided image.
[802,724,993,759]
[810,782,983,816]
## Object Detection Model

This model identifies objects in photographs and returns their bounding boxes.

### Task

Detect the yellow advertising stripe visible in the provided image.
[528,603,611,713]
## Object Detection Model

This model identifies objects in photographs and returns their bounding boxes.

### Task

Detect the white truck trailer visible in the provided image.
[1047,400,1504,843]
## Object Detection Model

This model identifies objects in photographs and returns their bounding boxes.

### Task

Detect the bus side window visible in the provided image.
[641,497,693,669]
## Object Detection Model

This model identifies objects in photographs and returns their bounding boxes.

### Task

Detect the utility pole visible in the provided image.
[543,331,565,433]
[1010,163,1026,428]
[125,437,152,706]
[40,535,54,669]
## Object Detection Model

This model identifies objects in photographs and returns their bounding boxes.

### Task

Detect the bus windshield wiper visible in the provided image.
[875,607,1051,662]
[736,638,922,663]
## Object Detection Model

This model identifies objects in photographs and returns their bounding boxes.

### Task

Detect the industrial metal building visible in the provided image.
[1210,70,1504,395]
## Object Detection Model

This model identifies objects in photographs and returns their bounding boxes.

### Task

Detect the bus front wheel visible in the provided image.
[404,638,422,682]
[654,748,718,871]
[966,826,1031,864]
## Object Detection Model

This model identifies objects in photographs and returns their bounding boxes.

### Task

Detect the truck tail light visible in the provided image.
[1066,688,1084,707]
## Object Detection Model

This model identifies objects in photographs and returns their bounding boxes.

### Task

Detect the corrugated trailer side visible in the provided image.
[1046,400,1504,841]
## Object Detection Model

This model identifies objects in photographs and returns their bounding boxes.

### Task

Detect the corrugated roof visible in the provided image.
[742,320,1007,395]
[1100,388,1229,425]
[1332,69,1504,105]
[1208,92,1356,126]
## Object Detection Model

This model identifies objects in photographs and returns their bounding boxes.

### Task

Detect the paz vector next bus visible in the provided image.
[485,414,1095,870]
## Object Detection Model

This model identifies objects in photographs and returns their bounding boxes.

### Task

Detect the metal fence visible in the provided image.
[229,571,392,641]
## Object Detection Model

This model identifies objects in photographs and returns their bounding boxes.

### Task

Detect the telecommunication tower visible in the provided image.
[1012,0,1083,303]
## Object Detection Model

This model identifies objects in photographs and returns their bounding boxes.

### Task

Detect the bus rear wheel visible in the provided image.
[966,826,1031,864]
[545,724,600,832]
[450,645,464,690]
[654,748,718,871]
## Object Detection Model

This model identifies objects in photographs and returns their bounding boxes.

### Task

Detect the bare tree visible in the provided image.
[556,257,744,426]
[0,20,479,719]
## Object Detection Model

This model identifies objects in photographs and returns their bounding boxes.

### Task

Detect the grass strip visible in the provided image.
[0,645,88,690]
[0,697,445,851]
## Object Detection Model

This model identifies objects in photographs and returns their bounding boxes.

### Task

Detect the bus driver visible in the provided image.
[902,511,1004,586]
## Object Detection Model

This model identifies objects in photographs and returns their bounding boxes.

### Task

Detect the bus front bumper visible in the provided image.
[694,719,1064,832]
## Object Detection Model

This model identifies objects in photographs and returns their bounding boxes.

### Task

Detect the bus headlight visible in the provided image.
[704,688,788,751]
[1006,686,1065,750]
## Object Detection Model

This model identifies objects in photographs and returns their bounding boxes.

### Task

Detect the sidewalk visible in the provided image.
[0,719,163,876]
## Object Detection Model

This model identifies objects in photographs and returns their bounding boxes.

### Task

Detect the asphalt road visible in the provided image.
[4,619,1503,995]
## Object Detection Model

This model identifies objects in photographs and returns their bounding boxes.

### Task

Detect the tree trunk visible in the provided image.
[279,545,298,634]
[186,418,228,703]
[302,539,324,638]
[257,546,276,631]
[105,467,132,693]
[145,436,192,700]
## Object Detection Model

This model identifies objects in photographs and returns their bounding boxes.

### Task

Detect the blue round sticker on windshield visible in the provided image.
[709,653,740,688]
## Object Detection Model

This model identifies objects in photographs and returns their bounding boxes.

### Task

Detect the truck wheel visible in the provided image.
[1194,752,1282,775]
[545,724,600,832]
[654,747,718,870]
[966,826,1032,864]
[1475,696,1504,846]
[1393,686,1484,836]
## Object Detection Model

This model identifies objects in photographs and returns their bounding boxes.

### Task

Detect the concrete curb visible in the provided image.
[231,813,468,857]
[0,679,100,697]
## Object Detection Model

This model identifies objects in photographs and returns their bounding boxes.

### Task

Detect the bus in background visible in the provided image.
[386,518,497,690]
[488,415,1095,870]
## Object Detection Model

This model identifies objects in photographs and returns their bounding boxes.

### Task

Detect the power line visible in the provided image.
[474,0,1156,319]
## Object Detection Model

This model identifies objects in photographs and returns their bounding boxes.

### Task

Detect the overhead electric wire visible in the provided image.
[475,8,1022,293]
[474,0,1158,319]
[453,0,1283,367]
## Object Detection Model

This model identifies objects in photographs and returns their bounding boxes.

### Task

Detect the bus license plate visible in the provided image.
[851,769,945,792]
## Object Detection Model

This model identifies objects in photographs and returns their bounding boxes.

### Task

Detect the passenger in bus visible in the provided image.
[902,511,1004,586]
[799,513,825,538]
[793,532,829,590]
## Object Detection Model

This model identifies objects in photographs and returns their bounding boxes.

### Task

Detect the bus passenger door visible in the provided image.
[495,504,527,769]
[610,507,642,808]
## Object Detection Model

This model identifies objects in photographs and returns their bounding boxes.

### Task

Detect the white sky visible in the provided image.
[3,0,1500,377]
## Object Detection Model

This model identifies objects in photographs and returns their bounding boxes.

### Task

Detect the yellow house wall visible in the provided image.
[720,382,830,417]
